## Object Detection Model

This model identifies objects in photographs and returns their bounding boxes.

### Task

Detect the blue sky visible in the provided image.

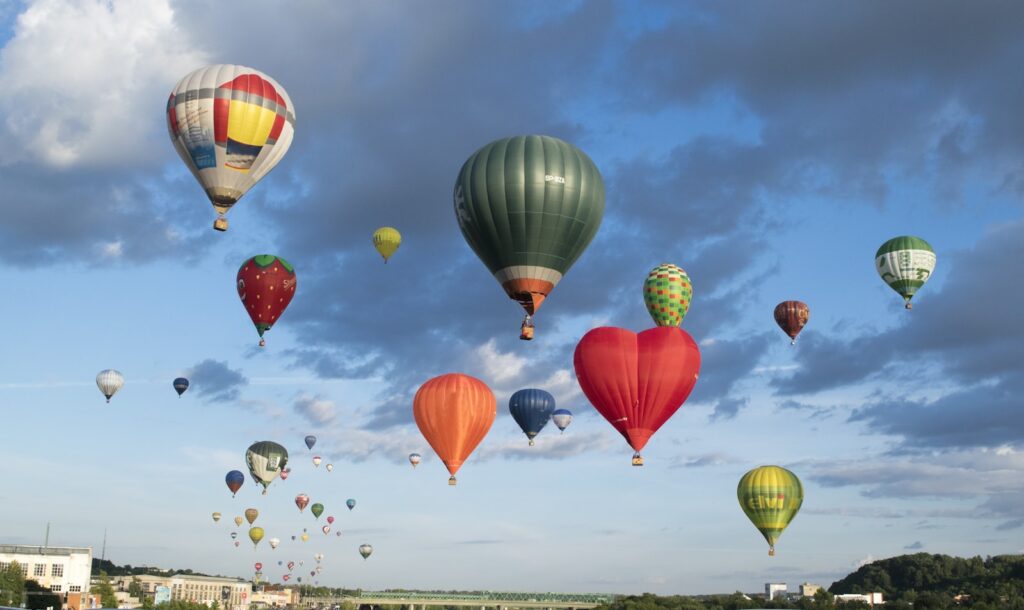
[0,0,1021,596]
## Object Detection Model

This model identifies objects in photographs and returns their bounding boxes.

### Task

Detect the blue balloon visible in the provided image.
[509,388,555,446]
[551,408,573,433]
[346,498,356,511]
[304,435,317,450]
[225,470,245,496]
[173,377,189,397]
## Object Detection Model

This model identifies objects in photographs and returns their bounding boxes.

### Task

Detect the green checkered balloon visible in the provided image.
[643,263,693,327]
[875,236,935,309]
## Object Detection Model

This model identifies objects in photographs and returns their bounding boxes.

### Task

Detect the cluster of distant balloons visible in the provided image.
[92,64,939,562]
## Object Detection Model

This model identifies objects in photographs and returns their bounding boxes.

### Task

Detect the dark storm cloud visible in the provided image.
[185,358,248,403]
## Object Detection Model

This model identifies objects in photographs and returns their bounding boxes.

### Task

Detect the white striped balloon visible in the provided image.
[95,369,124,403]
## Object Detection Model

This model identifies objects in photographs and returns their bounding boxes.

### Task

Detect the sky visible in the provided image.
[0,0,1022,597]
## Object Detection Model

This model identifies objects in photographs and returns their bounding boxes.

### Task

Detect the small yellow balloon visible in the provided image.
[249,526,265,548]
[234,516,243,527]
[372,227,401,263]
[244,508,259,525]
[301,533,309,542]
[212,512,222,523]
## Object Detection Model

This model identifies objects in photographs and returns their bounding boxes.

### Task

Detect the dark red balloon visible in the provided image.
[773,300,809,344]
[573,326,700,462]
[237,255,297,347]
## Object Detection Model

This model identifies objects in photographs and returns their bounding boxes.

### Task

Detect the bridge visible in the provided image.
[302,590,617,610]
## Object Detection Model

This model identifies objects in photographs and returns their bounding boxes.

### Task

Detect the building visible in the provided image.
[0,545,92,603]
[800,583,822,597]
[250,588,299,608]
[111,573,251,610]
[765,583,788,601]
[835,593,884,607]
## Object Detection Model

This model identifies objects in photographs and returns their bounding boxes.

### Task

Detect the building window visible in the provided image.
[69,586,82,592]
[34,564,46,577]
[20,564,28,576]
[50,585,63,592]
[51,564,64,577]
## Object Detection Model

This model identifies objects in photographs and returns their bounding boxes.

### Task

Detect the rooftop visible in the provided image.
[0,545,92,556]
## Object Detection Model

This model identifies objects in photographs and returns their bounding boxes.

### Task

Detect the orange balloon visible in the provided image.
[413,373,496,485]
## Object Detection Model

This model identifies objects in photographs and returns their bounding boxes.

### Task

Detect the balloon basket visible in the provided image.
[632,454,644,467]
[259,338,266,347]
[905,301,913,310]
[213,217,228,232]
[448,476,457,486]
[790,339,796,346]
[529,439,535,446]
[769,546,775,557]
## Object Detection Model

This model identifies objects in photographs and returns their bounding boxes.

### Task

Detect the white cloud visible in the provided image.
[0,0,207,167]
[473,338,526,384]
[293,394,338,426]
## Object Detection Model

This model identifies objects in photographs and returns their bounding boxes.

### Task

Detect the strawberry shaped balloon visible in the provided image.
[573,326,700,466]
[237,255,297,347]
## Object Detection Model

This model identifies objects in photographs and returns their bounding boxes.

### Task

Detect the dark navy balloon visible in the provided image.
[509,388,555,446]
[225,470,245,497]
[304,435,317,450]
[173,377,190,397]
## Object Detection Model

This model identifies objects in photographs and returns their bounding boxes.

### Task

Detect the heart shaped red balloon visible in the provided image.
[573,326,700,462]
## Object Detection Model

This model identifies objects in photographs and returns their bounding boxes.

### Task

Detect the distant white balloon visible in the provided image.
[96,369,124,403]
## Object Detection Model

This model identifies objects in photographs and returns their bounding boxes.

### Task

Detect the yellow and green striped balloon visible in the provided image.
[373,227,401,263]
[737,465,803,556]
[643,264,692,327]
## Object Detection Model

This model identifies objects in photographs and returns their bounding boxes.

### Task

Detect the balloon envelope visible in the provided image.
[295,494,310,512]
[508,388,555,445]
[225,471,245,496]
[311,503,324,519]
[304,435,316,450]
[166,64,296,231]
[737,465,803,556]
[96,369,124,403]
[358,544,373,560]
[231,532,238,540]
[408,453,421,468]
[346,499,356,511]
[211,512,221,523]
[248,527,265,547]
[373,227,401,263]
[413,373,496,484]
[326,516,334,524]
[453,135,605,325]
[237,255,297,345]
[643,264,693,327]
[326,464,334,472]
[312,456,322,467]
[574,326,700,463]
[773,301,810,344]
[244,508,258,525]
[245,441,289,494]
[551,409,573,432]
[269,538,280,549]
[876,236,936,308]
[173,377,189,396]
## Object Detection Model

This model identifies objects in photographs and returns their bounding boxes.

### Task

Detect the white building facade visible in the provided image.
[0,545,92,597]
[112,574,251,610]
[765,583,788,600]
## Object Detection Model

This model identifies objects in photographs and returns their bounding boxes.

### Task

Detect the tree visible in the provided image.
[0,561,26,606]
[209,600,220,610]
[96,571,119,608]
[25,579,62,610]
[129,577,143,599]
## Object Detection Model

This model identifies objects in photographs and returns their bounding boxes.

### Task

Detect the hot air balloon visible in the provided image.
[358,544,373,560]
[312,456,322,468]
[408,453,421,468]
[300,533,309,542]
[254,562,262,572]
[249,527,265,548]
[737,465,804,556]
[269,537,280,550]
[212,512,222,523]
[322,525,330,534]
[282,575,290,582]
[287,562,295,571]
[237,255,297,347]
[234,541,240,547]
[225,470,245,496]
[773,301,810,345]
[643,264,693,327]
[372,227,402,263]
[413,373,496,485]
[245,441,289,494]
[310,503,324,519]
[304,435,316,450]
[315,553,324,563]
[336,531,342,537]
[96,369,124,403]
[454,135,605,339]
[343,499,355,511]
[173,377,190,397]
[508,388,555,446]
[295,494,310,512]
[230,532,238,540]
[325,463,334,473]
[166,64,296,232]
[244,508,259,525]
[551,409,573,433]
[234,516,244,527]
[326,516,334,525]
[876,236,936,309]
[280,468,290,480]
[574,326,701,466]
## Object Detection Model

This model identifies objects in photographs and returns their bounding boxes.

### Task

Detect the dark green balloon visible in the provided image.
[454,135,605,315]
